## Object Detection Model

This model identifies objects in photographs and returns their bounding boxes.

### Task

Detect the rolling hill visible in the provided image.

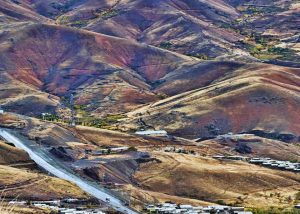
[0,21,198,116]
[9,0,246,59]
[0,1,299,211]
[0,0,299,141]
[122,63,300,140]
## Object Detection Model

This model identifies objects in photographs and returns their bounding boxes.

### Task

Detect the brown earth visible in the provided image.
[0,21,196,116]
[10,0,245,58]
[122,63,300,139]
[200,136,300,162]
[3,113,300,210]
[0,0,299,211]
[0,164,89,200]
[0,1,298,138]
[0,118,90,202]
[134,151,300,208]
[72,125,184,147]
[0,140,31,165]
[0,205,51,214]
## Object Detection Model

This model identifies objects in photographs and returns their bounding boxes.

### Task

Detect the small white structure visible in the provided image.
[8,201,26,205]
[135,130,167,137]
[0,106,4,114]
[41,112,51,120]
[111,146,129,152]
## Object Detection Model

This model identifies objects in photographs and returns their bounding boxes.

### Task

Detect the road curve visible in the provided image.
[0,129,139,214]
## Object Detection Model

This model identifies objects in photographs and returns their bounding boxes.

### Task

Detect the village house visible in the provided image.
[0,106,4,114]
[89,146,129,156]
[135,130,168,137]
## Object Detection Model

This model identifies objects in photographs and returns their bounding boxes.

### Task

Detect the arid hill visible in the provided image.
[0,164,89,200]
[0,121,89,205]
[10,0,245,58]
[0,0,298,120]
[1,0,299,212]
[10,0,299,63]
[134,151,300,208]
[122,63,300,140]
[0,0,50,22]
[0,140,30,164]
[0,21,198,116]
[3,113,300,210]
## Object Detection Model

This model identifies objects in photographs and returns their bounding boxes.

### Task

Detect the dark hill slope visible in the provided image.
[12,0,246,58]
[0,0,49,22]
[0,22,197,115]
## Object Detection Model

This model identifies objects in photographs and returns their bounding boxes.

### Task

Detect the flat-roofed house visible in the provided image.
[135,130,168,137]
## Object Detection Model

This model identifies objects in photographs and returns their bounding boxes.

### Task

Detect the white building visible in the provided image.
[135,130,167,137]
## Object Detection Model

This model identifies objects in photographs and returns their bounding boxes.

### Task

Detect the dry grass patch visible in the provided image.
[0,141,30,165]
[0,165,89,200]
[134,152,300,208]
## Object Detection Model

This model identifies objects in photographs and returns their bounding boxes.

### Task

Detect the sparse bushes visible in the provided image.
[56,15,70,24]
[99,9,120,19]
[159,41,173,49]
[56,16,88,27]
[40,110,126,130]
[128,146,138,152]
[41,113,60,121]
[187,53,210,60]
[89,114,126,129]
[248,207,300,214]
[157,93,168,100]
[69,20,88,28]
[215,200,227,205]
[295,192,300,201]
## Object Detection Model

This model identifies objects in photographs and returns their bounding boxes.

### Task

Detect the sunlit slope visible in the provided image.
[123,63,300,139]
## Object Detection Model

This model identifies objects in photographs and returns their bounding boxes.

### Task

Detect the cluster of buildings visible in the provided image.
[249,158,300,172]
[145,203,253,214]
[213,156,300,172]
[87,146,129,156]
[163,147,196,155]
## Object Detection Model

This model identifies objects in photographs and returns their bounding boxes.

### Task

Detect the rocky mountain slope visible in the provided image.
[122,63,300,139]
[1,1,300,212]
[0,0,299,141]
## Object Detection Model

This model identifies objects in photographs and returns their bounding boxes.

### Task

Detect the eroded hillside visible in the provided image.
[0,1,299,212]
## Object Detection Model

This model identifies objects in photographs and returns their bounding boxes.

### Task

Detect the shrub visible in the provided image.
[128,146,138,152]
[159,41,173,49]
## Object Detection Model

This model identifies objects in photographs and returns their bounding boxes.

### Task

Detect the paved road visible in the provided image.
[0,129,139,214]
